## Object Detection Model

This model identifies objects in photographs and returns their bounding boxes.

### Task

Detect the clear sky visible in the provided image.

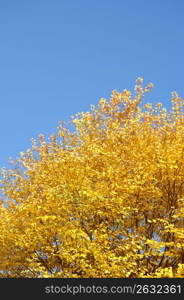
[0,0,184,169]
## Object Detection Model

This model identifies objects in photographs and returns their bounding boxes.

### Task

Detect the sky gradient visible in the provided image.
[0,0,184,169]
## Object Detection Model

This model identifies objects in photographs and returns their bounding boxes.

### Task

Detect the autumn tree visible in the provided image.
[0,78,184,278]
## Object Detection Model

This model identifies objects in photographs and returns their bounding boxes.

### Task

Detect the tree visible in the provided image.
[0,78,184,278]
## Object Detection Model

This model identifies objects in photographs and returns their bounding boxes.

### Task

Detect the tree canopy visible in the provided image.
[0,78,184,278]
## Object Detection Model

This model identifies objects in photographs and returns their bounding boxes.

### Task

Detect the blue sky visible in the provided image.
[0,0,184,169]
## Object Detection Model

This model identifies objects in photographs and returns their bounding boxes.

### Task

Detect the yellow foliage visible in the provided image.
[0,78,184,278]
